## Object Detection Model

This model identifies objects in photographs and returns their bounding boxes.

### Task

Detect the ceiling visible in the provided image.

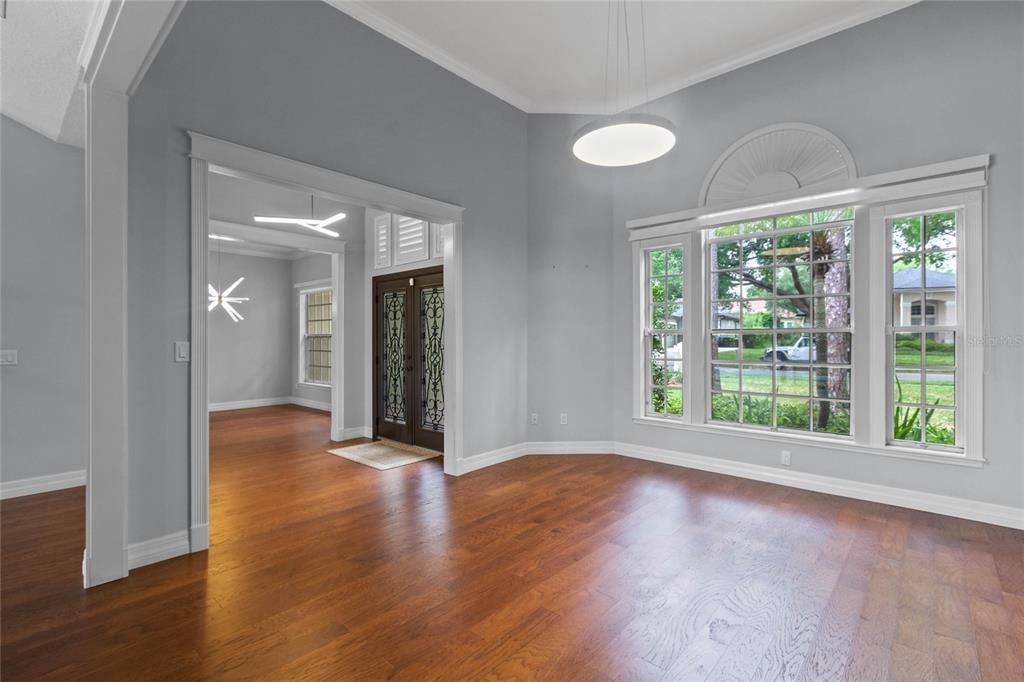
[0,0,97,147]
[209,172,364,258]
[332,0,914,113]
[3,1,914,149]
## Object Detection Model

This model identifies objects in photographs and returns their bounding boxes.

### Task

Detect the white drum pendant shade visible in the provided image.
[572,114,676,167]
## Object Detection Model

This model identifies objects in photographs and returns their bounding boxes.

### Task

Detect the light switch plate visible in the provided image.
[0,349,17,366]
[174,341,190,363]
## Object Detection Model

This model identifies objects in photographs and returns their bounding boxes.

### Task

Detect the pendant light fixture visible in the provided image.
[254,194,345,237]
[572,0,675,167]
[208,238,249,322]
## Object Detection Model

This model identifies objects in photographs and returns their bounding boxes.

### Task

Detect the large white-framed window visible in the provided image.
[642,242,687,419]
[299,287,333,386]
[869,191,984,460]
[632,184,985,465]
[706,208,854,436]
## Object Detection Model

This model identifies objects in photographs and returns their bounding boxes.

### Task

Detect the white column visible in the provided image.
[84,85,128,587]
[189,158,210,552]
[330,251,345,441]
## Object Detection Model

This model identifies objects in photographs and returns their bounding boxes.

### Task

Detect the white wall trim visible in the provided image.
[1,470,87,500]
[207,396,332,412]
[125,530,190,570]
[190,133,463,222]
[292,396,332,413]
[325,0,533,113]
[612,442,1022,530]
[451,441,1023,530]
[524,440,617,455]
[453,443,527,475]
[341,426,372,440]
[628,154,990,238]
[326,1,912,115]
[191,134,464,558]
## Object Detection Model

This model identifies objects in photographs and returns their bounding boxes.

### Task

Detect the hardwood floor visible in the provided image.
[2,405,1023,680]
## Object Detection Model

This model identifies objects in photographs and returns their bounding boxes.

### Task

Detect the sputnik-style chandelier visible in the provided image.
[572,0,676,167]
[208,238,249,322]
[254,194,345,237]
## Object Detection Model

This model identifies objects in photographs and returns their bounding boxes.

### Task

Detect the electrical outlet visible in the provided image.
[780,450,792,466]
[174,341,191,363]
[559,413,568,425]
[0,349,17,366]
[530,413,539,425]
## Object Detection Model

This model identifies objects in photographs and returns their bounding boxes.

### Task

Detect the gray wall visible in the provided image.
[127,1,528,543]
[527,114,614,441]
[1,116,88,482]
[529,2,1024,507]
[207,251,292,405]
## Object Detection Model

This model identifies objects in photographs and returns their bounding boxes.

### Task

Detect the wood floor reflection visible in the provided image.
[2,405,1022,680]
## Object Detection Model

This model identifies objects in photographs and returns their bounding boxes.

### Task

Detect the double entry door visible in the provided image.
[373,266,444,452]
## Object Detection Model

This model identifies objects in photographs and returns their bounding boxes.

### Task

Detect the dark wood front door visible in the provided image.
[373,266,444,452]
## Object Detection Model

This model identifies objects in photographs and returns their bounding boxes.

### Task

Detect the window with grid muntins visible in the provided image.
[888,210,958,448]
[707,208,853,436]
[645,247,685,418]
[304,289,332,385]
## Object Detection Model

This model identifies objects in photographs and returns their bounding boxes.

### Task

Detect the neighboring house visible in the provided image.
[892,268,957,331]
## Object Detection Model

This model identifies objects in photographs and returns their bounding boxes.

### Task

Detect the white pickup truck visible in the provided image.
[761,335,816,362]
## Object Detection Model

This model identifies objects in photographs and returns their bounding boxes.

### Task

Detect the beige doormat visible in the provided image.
[329,439,441,470]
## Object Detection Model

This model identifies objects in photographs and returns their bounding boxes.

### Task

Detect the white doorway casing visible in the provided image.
[187,133,464,551]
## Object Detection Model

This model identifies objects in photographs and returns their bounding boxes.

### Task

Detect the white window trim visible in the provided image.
[298,284,333,388]
[631,157,987,466]
[867,191,985,462]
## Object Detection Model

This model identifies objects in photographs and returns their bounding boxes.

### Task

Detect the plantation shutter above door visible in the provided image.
[374,213,392,269]
[394,216,429,265]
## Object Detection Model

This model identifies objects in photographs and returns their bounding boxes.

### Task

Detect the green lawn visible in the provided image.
[715,346,953,368]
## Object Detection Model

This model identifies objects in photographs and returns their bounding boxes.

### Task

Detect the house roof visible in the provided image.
[893,268,956,289]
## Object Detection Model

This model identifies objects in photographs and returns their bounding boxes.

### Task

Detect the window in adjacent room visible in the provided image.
[301,288,332,385]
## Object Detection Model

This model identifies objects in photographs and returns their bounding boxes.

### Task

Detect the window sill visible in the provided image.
[298,381,331,389]
[632,416,985,468]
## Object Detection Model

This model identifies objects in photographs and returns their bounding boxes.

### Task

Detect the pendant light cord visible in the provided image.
[603,0,650,115]
[640,0,649,106]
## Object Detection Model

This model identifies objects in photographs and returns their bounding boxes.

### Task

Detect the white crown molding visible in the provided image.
[1,470,87,500]
[209,219,346,255]
[632,2,917,117]
[452,441,1022,530]
[326,1,915,115]
[325,0,533,113]
[126,530,190,570]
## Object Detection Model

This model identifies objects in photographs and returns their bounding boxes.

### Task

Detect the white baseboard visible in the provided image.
[289,396,331,412]
[525,440,617,455]
[454,440,1023,530]
[339,426,371,440]
[454,442,527,475]
[189,523,209,552]
[208,396,331,412]
[1,470,86,499]
[126,530,191,570]
[208,397,291,411]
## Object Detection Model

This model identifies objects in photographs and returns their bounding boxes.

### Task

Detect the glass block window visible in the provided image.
[707,208,853,435]
[303,289,332,385]
[645,246,685,418]
[889,211,958,448]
